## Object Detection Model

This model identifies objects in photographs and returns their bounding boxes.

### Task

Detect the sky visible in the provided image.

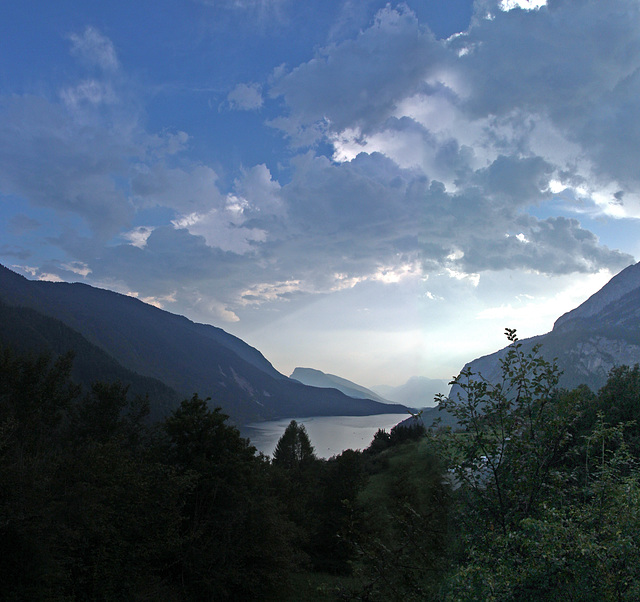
[1,0,639,388]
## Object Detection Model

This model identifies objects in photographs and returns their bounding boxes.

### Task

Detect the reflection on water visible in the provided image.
[241,413,410,460]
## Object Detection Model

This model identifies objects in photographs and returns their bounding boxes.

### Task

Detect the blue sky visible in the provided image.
[1,0,639,388]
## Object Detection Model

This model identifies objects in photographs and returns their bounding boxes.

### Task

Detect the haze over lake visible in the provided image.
[242,413,411,459]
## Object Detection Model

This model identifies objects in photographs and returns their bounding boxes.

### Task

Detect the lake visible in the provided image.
[241,413,411,459]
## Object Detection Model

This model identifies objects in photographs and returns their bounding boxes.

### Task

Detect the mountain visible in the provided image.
[455,261,640,395]
[0,264,406,424]
[0,300,179,421]
[398,261,640,433]
[371,376,449,408]
[290,367,393,404]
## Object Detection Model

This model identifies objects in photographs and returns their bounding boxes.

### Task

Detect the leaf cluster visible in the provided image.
[436,330,640,601]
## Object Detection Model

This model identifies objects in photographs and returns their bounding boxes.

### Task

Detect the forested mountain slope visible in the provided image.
[0,300,179,421]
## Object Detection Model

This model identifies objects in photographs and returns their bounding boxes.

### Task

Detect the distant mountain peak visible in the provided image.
[371,376,449,407]
[290,367,391,403]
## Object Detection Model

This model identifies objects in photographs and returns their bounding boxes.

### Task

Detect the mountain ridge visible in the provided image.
[0,264,406,424]
[290,367,392,404]
[0,299,179,421]
[554,262,640,330]
[455,261,640,396]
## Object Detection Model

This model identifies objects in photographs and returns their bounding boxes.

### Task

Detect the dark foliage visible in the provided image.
[0,347,296,600]
[364,420,427,455]
[4,330,640,601]
[437,330,640,601]
[0,348,187,600]
[159,395,296,599]
[272,419,316,469]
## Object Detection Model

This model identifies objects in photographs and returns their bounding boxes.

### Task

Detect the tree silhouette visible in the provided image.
[273,420,315,469]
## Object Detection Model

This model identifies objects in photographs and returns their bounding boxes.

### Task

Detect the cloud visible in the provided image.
[60,80,117,108]
[68,26,119,72]
[0,28,200,241]
[0,89,198,241]
[77,226,237,287]
[2,2,637,332]
[172,203,267,254]
[500,0,547,11]
[122,226,155,248]
[116,142,626,316]
[125,290,177,310]
[131,164,224,214]
[1,247,31,260]
[269,5,445,143]
[0,27,139,239]
[193,0,292,31]
[452,0,640,212]
[233,164,284,216]
[0,96,134,237]
[65,226,258,322]
[239,279,305,305]
[60,262,92,277]
[458,2,639,120]
[195,0,287,12]
[272,150,631,288]
[132,163,282,254]
[261,1,637,289]
[458,215,632,274]
[226,82,263,110]
[38,273,65,283]
[8,214,40,234]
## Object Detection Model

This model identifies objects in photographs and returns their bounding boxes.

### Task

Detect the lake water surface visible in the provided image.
[241,413,411,459]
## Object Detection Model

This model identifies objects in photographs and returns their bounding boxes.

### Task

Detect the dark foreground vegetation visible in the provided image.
[2,329,640,600]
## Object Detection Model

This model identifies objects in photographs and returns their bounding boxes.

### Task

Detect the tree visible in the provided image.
[356,439,452,601]
[438,331,640,600]
[160,395,295,599]
[312,449,365,575]
[589,364,640,455]
[0,347,186,600]
[272,420,316,469]
[0,348,80,599]
[438,328,582,536]
[442,417,640,602]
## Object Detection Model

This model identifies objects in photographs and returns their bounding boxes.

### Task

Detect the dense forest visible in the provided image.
[2,330,640,600]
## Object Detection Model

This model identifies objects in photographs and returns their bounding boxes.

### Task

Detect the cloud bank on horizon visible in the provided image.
[1,0,638,385]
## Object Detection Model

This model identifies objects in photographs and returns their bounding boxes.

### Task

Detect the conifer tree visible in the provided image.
[273,420,315,469]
